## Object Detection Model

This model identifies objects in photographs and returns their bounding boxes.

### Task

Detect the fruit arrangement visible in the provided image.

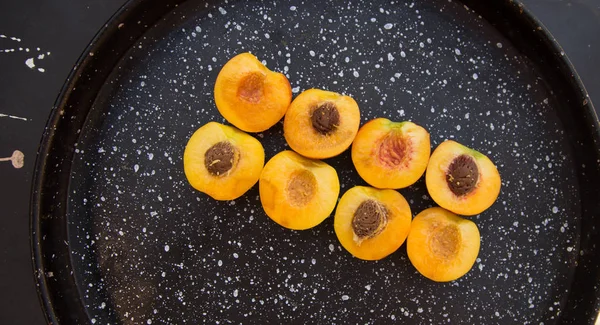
[183,52,501,282]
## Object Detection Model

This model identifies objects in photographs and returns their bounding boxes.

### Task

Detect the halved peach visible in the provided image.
[183,122,264,200]
[351,118,430,189]
[407,207,480,282]
[259,150,339,230]
[426,140,501,216]
[214,52,292,132]
[334,186,412,260]
[283,89,360,159]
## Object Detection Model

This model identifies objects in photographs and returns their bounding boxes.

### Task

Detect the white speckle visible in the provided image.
[345,57,350,63]
[328,244,335,252]
[309,50,315,57]
[427,38,432,44]
[400,51,406,58]
[264,33,270,39]
[465,112,470,119]
[134,164,139,172]
[495,312,500,317]
[148,153,154,160]
[387,53,394,61]
[472,73,478,80]
[490,123,495,131]
[290,6,297,11]
[478,263,484,271]
[218,7,227,15]
[37,53,45,60]
[455,48,462,55]
[311,258,316,265]
[195,26,201,33]
[384,23,393,30]
[164,245,170,252]
[91,319,96,324]
[100,302,106,309]
[398,109,405,116]
[419,42,424,48]
[98,148,105,153]
[341,295,350,301]
[353,70,359,78]
[25,58,35,69]
[552,206,559,214]
[496,42,503,48]
[147,319,152,325]
[292,86,300,93]
[233,289,239,297]
[140,81,146,87]
[233,253,239,258]
[365,285,371,291]
[218,260,223,267]
[456,125,461,131]
[417,307,423,313]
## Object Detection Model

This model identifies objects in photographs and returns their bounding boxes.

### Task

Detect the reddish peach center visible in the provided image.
[376,133,411,168]
[237,72,265,103]
[429,224,460,260]
[286,169,317,207]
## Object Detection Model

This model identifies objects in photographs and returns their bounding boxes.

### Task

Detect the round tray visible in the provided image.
[31,0,600,323]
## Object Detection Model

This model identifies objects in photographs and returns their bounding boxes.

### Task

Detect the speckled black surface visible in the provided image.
[33,0,600,324]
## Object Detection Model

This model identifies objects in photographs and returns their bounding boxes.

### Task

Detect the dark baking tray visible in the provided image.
[31,0,600,323]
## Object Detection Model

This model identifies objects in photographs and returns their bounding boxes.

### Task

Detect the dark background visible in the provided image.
[0,0,598,324]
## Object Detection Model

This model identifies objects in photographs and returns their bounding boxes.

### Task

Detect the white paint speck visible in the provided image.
[496,42,503,48]
[387,53,394,61]
[552,206,559,214]
[455,48,462,55]
[309,50,315,57]
[353,70,359,78]
[233,289,239,297]
[290,6,297,11]
[341,295,350,301]
[328,244,335,252]
[384,23,393,30]
[164,245,170,252]
[400,51,406,58]
[218,260,223,267]
[292,86,300,93]
[134,164,139,172]
[472,73,478,80]
[148,153,154,160]
[25,58,35,69]
[218,7,227,15]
